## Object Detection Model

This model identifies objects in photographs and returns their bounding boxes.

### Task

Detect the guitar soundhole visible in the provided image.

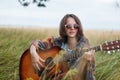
[38,57,54,77]
[38,67,45,77]
[45,57,54,68]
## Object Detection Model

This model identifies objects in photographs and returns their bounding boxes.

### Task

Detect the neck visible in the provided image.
[67,37,77,49]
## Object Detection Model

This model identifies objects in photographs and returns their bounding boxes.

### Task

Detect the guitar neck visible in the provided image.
[83,45,101,53]
[56,40,120,62]
[63,45,101,62]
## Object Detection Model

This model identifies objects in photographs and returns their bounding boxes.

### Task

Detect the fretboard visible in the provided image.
[62,45,101,62]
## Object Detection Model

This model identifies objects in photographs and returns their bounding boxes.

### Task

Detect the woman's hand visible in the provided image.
[83,50,95,62]
[30,45,45,72]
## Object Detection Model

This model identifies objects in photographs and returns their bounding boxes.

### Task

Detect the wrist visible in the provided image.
[30,45,38,55]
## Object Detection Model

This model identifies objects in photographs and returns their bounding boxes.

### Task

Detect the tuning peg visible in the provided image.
[117,45,120,49]
[111,41,113,44]
[105,41,108,45]
[118,49,120,52]
[112,50,115,53]
[107,51,111,54]
[116,40,118,43]
[112,46,114,49]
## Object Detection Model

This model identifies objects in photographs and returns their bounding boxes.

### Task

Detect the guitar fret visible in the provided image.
[63,45,101,62]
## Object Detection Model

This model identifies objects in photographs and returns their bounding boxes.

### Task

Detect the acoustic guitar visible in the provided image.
[19,40,120,80]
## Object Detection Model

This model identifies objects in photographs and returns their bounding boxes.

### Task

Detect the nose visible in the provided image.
[71,25,74,29]
[71,25,74,30]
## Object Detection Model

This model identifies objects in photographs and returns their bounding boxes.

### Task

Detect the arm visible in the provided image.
[30,44,45,71]
[30,37,61,71]
[83,38,96,80]
[77,37,96,79]
[80,37,95,64]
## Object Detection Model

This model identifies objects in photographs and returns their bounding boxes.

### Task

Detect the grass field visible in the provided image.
[0,27,120,80]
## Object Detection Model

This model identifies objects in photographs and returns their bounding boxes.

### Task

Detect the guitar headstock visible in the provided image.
[101,40,120,54]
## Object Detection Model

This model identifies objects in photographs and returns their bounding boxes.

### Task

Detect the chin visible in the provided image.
[68,35,76,38]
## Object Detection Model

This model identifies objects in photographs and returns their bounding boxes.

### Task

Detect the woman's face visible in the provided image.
[64,17,79,38]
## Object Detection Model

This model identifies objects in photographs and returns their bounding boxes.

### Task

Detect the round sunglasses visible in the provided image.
[64,24,79,30]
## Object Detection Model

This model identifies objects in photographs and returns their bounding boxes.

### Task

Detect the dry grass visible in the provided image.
[0,27,120,80]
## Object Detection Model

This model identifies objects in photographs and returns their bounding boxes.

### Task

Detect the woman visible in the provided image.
[30,14,95,80]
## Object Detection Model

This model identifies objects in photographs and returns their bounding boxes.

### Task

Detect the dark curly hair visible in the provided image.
[59,14,84,42]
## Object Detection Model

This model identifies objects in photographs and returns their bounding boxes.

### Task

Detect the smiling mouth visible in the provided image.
[69,31,75,34]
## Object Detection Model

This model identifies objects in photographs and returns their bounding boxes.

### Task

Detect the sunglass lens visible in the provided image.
[74,24,79,29]
[65,24,71,29]
[65,24,79,29]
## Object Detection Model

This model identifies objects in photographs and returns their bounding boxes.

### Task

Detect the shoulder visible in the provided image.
[79,36,89,43]
[53,37,63,47]
[77,36,90,48]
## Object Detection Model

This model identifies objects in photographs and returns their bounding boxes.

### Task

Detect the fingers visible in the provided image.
[32,61,45,71]
[84,50,95,61]
[33,62,41,71]
[39,57,45,62]
[89,50,95,56]
[32,56,45,71]
[38,59,45,67]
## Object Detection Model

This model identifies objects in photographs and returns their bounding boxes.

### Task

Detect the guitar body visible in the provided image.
[19,46,67,80]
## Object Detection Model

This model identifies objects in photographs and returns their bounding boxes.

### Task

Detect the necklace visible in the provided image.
[66,44,77,54]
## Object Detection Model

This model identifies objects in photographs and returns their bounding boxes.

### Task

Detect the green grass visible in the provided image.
[0,28,120,80]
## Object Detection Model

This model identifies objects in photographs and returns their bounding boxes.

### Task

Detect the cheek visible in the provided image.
[64,28,69,33]
[64,27,69,31]
[75,29,78,34]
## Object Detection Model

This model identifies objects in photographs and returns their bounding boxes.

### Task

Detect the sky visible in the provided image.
[0,0,120,30]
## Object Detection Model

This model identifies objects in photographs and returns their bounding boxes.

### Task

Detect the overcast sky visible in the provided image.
[0,0,120,30]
